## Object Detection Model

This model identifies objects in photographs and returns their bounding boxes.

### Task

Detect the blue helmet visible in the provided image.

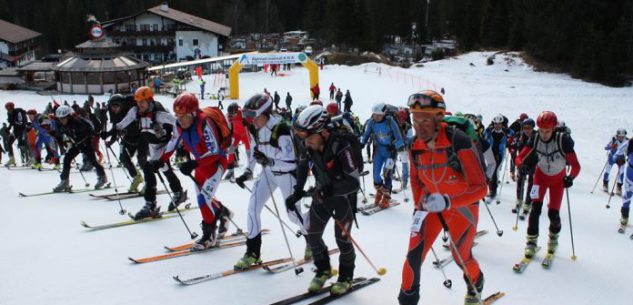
[521,118,535,127]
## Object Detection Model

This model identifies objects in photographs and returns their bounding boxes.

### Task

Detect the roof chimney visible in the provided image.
[160,2,169,12]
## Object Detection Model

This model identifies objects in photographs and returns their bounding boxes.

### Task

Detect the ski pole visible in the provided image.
[395,165,409,203]
[436,213,480,301]
[360,170,369,203]
[99,141,111,169]
[263,169,303,275]
[565,188,577,261]
[104,144,126,215]
[430,246,452,289]
[242,184,302,237]
[481,199,503,236]
[496,150,509,203]
[334,218,387,276]
[156,171,198,240]
[590,160,609,194]
[606,166,621,209]
[187,175,243,233]
[109,144,133,183]
[75,162,90,187]
[512,173,527,231]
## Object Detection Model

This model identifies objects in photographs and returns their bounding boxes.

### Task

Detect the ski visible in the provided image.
[541,253,554,269]
[434,242,480,268]
[441,230,489,250]
[80,214,180,231]
[512,247,542,273]
[129,240,247,264]
[268,277,365,305]
[173,257,294,285]
[484,291,506,305]
[125,204,198,220]
[360,201,401,216]
[91,190,167,201]
[306,277,380,305]
[264,248,340,274]
[164,229,270,252]
[19,184,114,198]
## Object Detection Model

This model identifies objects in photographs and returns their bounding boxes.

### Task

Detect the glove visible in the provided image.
[422,193,451,212]
[179,160,198,176]
[106,138,116,148]
[563,176,574,188]
[148,160,164,172]
[285,189,306,212]
[235,170,253,189]
[253,149,273,166]
[99,131,109,140]
[615,155,625,166]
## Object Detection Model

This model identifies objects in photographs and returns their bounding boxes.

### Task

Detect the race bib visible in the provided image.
[411,210,428,233]
[385,158,395,170]
[530,185,540,199]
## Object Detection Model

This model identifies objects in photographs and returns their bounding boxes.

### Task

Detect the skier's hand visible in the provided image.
[422,193,451,212]
[285,189,305,212]
[235,170,252,189]
[147,160,164,172]
[253,149,273,167]
[563,175,574,188]
[179,160,198,176]
[99,131,109,140]
[615,155,626,166]
[519,164,529,176]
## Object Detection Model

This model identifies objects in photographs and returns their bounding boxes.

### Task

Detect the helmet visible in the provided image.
[227,102,239,115]
[492,114,504,124]
[108,94,126,107]
[173,92,199,115]
[295,105,307,115]
[243,93,273,119]
[134,86,154,102]
[397,109,409,122]
[407,90,445,113]
[617,128,627,136]
[310,99,323,106]
[476,114,483,122]
[56,105,73,118]
[536,111,557,129]
[326,102,339,115]
[26,109,37,115]
[294,105,330,134]
[521,118,535,127]
[5,102,14,111]
[519,113,529,121]
[455,111,464,117]
[372,103,386,115]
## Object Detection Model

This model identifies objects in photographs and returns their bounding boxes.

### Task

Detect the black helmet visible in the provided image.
[243,93,273,119]
[227,102,239,115]
[108,94,126,107]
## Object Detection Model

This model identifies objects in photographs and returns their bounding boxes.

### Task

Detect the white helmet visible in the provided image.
[617,128,627,136]
[56,105,73,118]
[372,103,386,115]
[492,114,504,124]
[294,105,330,134]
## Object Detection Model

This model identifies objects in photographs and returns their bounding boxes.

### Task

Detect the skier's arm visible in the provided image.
[159,124,183,163]
[115,107,137,130]
[562,134,581,178]
[332,143,360,196]
[272,133,298,172]
[390,118,404,150]
[449,131,488,207]
[360,120,373,146]
[483,145,497,180]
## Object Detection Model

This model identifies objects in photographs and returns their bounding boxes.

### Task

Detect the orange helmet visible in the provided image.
[134,86,154,102]
[407,90,445,114]
[173,92,199,115]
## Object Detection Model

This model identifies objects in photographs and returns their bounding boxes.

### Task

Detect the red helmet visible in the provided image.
[536,111,557,129]
[397,109,409,122]
[26,109,37,115]
[326,102,339,115]
[519,113,528,121]
[5,102,14,111]
[173,92,199,115]
[310,99,323,106]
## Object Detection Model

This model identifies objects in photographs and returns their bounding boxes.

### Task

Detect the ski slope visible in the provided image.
[1,51,632,305]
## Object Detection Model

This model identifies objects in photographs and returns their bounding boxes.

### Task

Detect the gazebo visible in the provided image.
[54,39,148,94]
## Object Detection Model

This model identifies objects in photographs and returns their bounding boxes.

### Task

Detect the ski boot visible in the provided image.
[524,234,538,258]
[133,202,161,220]
[234,234,262,270]
[520,202,531,220]
[547,233,559,254]
[603,181,609,193]
[304,237,313,261]
[80,162,94,172]
[94,175,108,189]
[32,162,42,170]
[192,222,218,251]
[621,217,629,226]
[464,274,485,305]
[168,190,188,211]
[512,199,523,213]
[616,183,623,196]
[217,204,234,239]
[331,278,353,295]
[379,189,392,209]
[53,164,61,171]
[4,156,16,167]
[53,179,71,193]
[128,174,143,193]
[373,186,384,206]
[308,269,334,293]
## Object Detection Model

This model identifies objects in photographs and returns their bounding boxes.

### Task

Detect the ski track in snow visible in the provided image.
[1,51,632,305]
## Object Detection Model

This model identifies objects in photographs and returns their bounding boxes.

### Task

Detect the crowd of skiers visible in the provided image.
[9,83,633,305]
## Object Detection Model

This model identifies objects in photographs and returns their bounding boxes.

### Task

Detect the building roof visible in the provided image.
[0,19,41,44]
[17,60,56,72]
[54,54,148,72]
[103,5,231,37]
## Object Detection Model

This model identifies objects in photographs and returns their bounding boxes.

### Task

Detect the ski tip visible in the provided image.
[128,257,141,264]
[18,192,26,197]
[80,221,90,228]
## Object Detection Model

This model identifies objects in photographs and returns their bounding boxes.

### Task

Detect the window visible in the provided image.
[125,24,135,32]
[153,24,159,31]
[193,39,199,46]
[142,39,147,46]
[178,39,183,47]
[141,24,150,31]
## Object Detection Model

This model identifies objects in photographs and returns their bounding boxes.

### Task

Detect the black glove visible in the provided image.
[312,184,333,202]
[253,149,273,166]
[615,155,626,166]
[179,160,198,176]
[285,189,305,212]
[519,165,529,176]
[235,170,253,189]
[563,175,574,188]
[148,160,164,172]
[99,130,109,140]
[106,138,116,148]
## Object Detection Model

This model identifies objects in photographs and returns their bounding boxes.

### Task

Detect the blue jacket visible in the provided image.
[361,116,403,150]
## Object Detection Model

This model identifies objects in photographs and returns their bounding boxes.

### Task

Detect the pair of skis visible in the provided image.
[513,247,557,272]
[89,190,167,201]
[357,200,401,215]
[19,183,114,197]
[432,230,488,268]
[80,203,198,231]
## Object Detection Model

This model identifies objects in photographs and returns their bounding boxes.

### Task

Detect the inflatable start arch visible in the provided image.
[228,52,319,99]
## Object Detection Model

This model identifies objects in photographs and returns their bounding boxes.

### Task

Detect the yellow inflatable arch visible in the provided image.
[228,52,319,99]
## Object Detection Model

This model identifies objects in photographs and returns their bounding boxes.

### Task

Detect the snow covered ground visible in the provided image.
[1,51,633,305]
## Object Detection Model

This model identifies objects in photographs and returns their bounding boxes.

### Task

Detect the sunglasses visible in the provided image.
[407,93,445,111]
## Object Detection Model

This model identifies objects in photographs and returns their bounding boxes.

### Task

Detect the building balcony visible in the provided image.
[109,30,175,37]
[120,43,175,53]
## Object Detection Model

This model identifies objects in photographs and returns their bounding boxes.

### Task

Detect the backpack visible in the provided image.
[331,130,364,173]
[201,106,232,150]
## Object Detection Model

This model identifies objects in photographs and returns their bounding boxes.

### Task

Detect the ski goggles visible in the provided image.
[407,93,445,113]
